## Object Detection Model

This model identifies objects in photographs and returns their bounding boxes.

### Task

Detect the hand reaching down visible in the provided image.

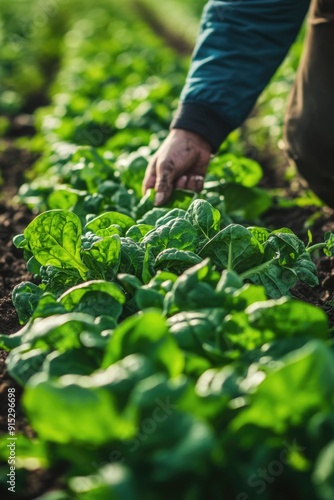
[142,129,212,206]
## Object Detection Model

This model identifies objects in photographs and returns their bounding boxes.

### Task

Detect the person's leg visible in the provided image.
[284,0,334,208]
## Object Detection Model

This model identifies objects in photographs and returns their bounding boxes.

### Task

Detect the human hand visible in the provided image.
[142,128,212,206]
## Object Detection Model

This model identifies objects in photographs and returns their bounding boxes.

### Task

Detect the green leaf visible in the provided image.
[13,233,27,248]
[117,151,148,198]
[248,226,270,245]
[233,340,334,433]
[324,232,334,256]
[92,354,155,407]
[136,188,155,219]
[83,234,121,279]
[6,346,49,385]
[47,189,79,210]
[155,209,187,227]
[168,309,227,358]
[23,372,136,444]
[24,210,88,278]
[43,348,102,378]
[141,219,198,257]
[59,280,125,319]
[220,184,272,219]
[244,261,298,299]
[0,332,22,351]
[164,259,224,315]
[102,311,184,377]
[39,265,82,296]
[85,212,135,237]
[119,238,147,278]
[247,298,328,339]
[20,312,101,351]
[69,464,136,500]
[293,254,319,287]
[163,189,196,210]
[313,440,334,500]
[209,154,263,187]
[12,282,44,324]
[0,434,49,469]
[125,224,154,242]
[135,287,164,310]
[185,199,221,241]
[117,273,143,294]
[265,229,306,266]
[200,224,264,273]
[31,293,67,320]
[139,248,151,286]
[216,269,244,292]
[155,249,202,273]
[138,207,169,225]
[27,256,42,274]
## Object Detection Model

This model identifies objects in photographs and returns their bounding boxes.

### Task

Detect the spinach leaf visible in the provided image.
[85,211,135,237]
[119,237,150,279]
[200,224,264,273]
[59,280,125,320]
[125,224,154,242]
[83,234,121,280]
[102,311,184,377]
[247,298,328,340]
[209,154,263,187]
[155,209,187,227]
[12,282,44,324]
[233,340,334,433]
[117,151,148,198]
[168,309,227,359]
[220,184,272,219]
[24,210,88,278]
[185,199,220,243]
[242,261,298,299]
[141,219,198,257]
[23,372,136,444]
[138,207,169,225]
[155,249,202,273]
[164,260,223,315]
[69,464,136,500]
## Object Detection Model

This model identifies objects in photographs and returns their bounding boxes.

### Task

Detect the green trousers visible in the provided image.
[284,0,334,207]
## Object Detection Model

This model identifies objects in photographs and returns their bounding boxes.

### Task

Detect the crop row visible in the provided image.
[1,2,334,499]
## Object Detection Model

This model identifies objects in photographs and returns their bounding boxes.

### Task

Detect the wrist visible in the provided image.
[170,128,212,153]
[170,102,234,153]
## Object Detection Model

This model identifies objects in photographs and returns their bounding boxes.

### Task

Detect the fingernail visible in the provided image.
[154,192,165,206]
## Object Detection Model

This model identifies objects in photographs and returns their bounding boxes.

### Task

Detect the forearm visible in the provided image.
[171,0,310,151]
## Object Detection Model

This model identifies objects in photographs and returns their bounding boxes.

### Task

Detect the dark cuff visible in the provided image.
[170,102,234,153]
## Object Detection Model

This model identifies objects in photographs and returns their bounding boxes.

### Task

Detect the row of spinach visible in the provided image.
[1,2,334,499]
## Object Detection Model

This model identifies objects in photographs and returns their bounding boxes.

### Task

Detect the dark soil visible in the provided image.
[0,10,333,500]
[259,148,334,326]
[0,140,59,499]
[0,141,37,333]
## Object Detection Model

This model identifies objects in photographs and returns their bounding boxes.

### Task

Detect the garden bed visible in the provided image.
[1,2,334,499]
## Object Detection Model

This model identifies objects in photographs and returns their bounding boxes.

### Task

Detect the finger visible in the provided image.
[185,175,204,192]
[190,157,210,178]
[142,156,157,194]
[175,175,188,189]
[154,159,176,206]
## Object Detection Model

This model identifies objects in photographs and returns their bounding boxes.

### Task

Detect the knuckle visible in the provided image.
[159,159,175,173]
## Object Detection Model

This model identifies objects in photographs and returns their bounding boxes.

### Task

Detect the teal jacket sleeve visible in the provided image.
[171,0,310,152]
